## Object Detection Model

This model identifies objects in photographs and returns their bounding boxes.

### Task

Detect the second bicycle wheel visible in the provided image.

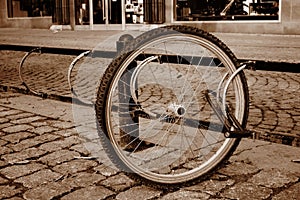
[95,25,249,185]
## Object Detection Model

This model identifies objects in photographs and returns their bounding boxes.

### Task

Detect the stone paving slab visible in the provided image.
[0,90,300,199]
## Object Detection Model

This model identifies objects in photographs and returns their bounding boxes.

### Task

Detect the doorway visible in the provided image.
[109,0,122,24]
[75,0,123,26]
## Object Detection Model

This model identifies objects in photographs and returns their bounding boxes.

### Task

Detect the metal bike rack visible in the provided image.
[19,47,94,104]
[67,50,92,105]
[19,47,49,98]
[130,55,159,105]
[206,61,256,138]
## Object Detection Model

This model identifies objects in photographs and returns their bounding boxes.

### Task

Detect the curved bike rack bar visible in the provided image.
[216,62,254,113]
[67,50,92,105]
[130,55,159,104]
[222,64,247,112]
[19,47,48,98]
[213,62,254,138]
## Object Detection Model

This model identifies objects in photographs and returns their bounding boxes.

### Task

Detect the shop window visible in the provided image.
[7,0,53,18]
[125,0,144,24]
[125,0,165,24]
[175,0,279,21]
[144,0,165,23]
[93,0,105,24]
[75,0,90,25]
[53,0,70,25]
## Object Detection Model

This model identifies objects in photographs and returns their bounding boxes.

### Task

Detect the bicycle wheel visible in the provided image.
[95,25,249,185]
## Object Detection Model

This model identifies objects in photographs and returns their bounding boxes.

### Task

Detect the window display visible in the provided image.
[125,0,144,23]
[74,0,90,25]
[175,0,279,21]
[7,0,53,18]
[75,0,123,25]
[144,0,165,23]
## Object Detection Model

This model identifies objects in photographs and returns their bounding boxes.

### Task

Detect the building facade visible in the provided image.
[0,0,299,34]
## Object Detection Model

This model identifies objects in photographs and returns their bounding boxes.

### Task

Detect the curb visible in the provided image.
[2,44,300,73]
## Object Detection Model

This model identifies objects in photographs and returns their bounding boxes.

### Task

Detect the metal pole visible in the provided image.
[121,0,125,30]
[89,0,94,29]
[116,34,140,148]
[69,0,76,30]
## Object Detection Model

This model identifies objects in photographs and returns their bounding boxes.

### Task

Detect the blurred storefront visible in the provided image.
[73,0,165,30]
[0,0,299,34]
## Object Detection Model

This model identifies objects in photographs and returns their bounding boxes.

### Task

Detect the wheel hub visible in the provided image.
[167,103,186,117]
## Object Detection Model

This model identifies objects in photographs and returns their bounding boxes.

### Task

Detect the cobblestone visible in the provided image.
[2,147,47,163]
[160,190,210,200]
[30,125,58,135]
[0,146,13,155]
[52,159,98,175]
[221,182,273,200]
[38,149,80,166]
[0,110,22,118]
[61,186,114,200]
[2,124,33,133]
[0,176,8,184]
[94,164,119,177]
[6,113,35,121]
[0,185,23,199]
[272,182,300,200]
[2,131,35,143]
[14,169,63,188]
[0,139,7,146]
[8,133,61,152]
[23,181,74,200]
[62,172,106,187]
[116,185,162,200]
[217,161,260,177]
[69,143,90,156]
[184,179,235,196]
[1,162,46,179]
[38,135,81,152]
[100,173,136,192]
[10,116,44,124]
[0,122,13,130]
[248,169,299,188]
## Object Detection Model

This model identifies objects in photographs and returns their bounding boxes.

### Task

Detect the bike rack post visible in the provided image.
[116,34,140,149]
[116,34,134,53]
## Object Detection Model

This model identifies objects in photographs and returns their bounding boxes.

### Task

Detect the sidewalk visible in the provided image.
[0,27,300,63]
[0,90,300,199]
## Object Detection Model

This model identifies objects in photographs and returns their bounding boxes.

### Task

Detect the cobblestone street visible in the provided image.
[1,50,299,145]
[0,91,299,199]
[0,29,300,199]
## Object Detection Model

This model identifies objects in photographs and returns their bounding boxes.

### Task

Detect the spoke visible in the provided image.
[139,117,181,164]
[177,42,195,103]
[163,42,177,99]
[181,123,197,160]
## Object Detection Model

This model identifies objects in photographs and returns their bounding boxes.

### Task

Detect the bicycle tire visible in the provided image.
[95,25,249,186]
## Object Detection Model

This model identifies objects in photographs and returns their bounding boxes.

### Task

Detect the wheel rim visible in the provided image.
[105,33,246,184]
